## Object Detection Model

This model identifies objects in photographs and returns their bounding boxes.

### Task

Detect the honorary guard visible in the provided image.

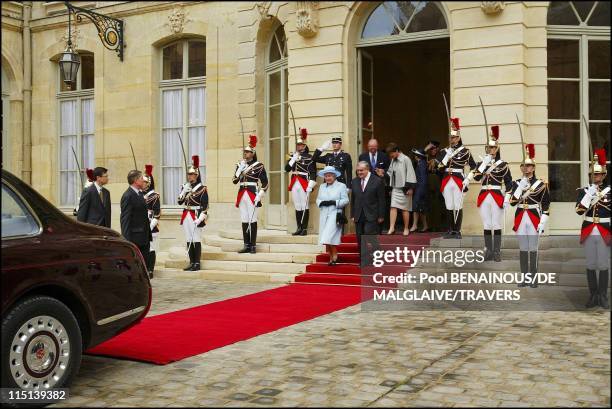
[312,136,353,189]
[465,125,513,261]
[508,144,550,288]
[178,155,209,271]
[233,135,269,254]
[143,164,161,278]
[285,128,316,236]
[436,118,477,238]
[575,149,610,308]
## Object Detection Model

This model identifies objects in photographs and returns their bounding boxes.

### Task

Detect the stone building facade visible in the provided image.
[2,1,610,247]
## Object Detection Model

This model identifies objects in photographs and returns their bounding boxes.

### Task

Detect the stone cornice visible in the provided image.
[29,1,205,32]
[1,15,23,32]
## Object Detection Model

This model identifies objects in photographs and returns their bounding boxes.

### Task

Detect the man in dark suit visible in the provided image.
[120,170,152,275]
[77,167,111,228]
[358,138,391,231]
[351,161,386,263]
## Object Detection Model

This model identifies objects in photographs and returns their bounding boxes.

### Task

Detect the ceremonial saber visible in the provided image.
[71,146,84,214]
[582,114,594,185]
[238,113,246,155]
[478,96,490,147]
[176,131,189,176]
[129,141,138,170]
[443,93,459,225]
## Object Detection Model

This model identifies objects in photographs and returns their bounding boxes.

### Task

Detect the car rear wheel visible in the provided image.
[1,296,82,390]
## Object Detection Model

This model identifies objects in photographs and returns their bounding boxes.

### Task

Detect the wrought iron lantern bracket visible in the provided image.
[64,1,124,61]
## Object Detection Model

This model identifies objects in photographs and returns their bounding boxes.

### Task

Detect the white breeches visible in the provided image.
[479,194,504,230]
[442,181,463,211]
[182,214,202,243]
[584,231,610,270]
[239,192,258,223]
[150,232,159,252]
[291,183,309,211]
[516,211,538,251]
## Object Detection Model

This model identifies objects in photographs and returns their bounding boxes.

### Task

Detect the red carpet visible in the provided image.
[86,283,361,365]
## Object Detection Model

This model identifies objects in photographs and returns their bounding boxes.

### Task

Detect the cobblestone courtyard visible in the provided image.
[53,278,610,407]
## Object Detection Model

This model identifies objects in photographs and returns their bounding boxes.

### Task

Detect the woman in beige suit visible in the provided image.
[385,143,417,235]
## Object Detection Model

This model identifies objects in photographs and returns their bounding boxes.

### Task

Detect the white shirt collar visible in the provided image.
[94,182,103,193]
[130,185,141,195]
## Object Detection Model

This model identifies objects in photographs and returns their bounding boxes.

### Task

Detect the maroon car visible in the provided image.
[1,170,151,390]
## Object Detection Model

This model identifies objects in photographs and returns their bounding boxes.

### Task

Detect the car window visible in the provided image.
[1,183,41,239]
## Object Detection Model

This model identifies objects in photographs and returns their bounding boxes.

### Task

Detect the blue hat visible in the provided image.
[317,165,341,178]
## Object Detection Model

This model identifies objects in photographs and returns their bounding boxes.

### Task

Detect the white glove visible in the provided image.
[580,189,595,208]
[150,218,159,231]
[306,180,316,193]
[179,183,192,199]
[503,194,511,209]
[196,212,207,225]
[441,148,454,166]
[477,154,493,173]
[346,187,351,195]
[254,189,266,205]
[587,184,598,196]
[235,161,247,178]
[319,140,332,151]
[513,177,529,199]
[463,172,474,189]
[537,214,548,234]
[288,152,300,167]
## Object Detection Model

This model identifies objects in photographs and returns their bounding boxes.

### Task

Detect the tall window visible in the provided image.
[2,64,9,170]
[266,25,289,210]
[361,1,447,40]
[160,40,206,205]
[58,52,95,207]
[547,2,610,202]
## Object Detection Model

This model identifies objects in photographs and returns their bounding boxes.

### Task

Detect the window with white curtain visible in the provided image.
[57,52,95,207]
[160,40,206,205]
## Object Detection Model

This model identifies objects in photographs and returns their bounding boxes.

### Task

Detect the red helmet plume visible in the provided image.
[300,128,308,140]
[450,117,460,131]
[192,155,200,169]
[249,134,258,149]
[86,168,94,182]
[145,164,153,176]
[490,125,499,140]
[526,143,535,159]
[595,148,607,166]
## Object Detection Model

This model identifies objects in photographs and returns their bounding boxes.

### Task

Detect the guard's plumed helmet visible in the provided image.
[244,134,258,153]
[86,168,94,182]
[296,128,308,145]
[187,155,200,175]
[144,164,155,190]
[450,117,460,137]
[521,143,536,166]
[591,148,607,175]
[488,125,500,147]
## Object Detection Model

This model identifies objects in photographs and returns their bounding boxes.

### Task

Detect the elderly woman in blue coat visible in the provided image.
[316,165,350,265]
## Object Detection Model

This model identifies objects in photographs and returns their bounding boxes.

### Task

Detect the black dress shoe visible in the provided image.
[190,263,200,271]
[299,229,307,236]
[250,246,257,254]
[493,251,502,262]
[599,294,610,309]
[454,232,462,239]
[292,229,301,236]
[585,295,598,309]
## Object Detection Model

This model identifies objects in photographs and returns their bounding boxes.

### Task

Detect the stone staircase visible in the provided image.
[156,229,324,282]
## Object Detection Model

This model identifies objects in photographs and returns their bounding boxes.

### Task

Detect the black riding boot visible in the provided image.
[529,251,539,288]
[586,269,599,308]
[444,210,455,238]
[148,251,156,278]
[250,222,258,253]
[238,223,251,253]
[518,251,529,287]
[191,242,201,271]
[484,230,493,261]
[598,270,609,309]
[293,211,303,236]
[493,229,502,262]
[183,243,194,270]
[455,210,463,239]
[300,209,309,235]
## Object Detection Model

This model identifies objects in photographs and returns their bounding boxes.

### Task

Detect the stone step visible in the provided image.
[430,236,581,249]
[164,259,307,274]
[168,245,221,260]
[155,268,294,283]
[219,229,320,244]
[203,252,315,264]
[205,235,324,254]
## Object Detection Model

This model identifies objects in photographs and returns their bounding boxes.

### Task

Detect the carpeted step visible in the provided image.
[338,243,359,253]
[306,263,361,274]
[295,273,397,287]
[316,253,361,263]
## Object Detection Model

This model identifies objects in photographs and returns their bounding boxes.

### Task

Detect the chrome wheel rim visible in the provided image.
[9,315,71,389]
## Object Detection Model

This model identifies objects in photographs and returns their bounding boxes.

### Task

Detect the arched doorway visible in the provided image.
[356,1,450,231]
[357,2,449,153]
